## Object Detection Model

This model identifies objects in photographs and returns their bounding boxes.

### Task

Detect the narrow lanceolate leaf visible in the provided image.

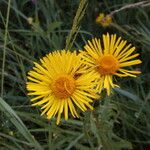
[0,97,43,150]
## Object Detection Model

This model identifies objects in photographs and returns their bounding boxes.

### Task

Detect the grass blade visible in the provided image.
[0,97,43,150]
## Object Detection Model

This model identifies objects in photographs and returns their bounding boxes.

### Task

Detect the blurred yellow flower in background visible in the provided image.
[81,33,142,95]
[96,13,112,27]
[26,50,100,124]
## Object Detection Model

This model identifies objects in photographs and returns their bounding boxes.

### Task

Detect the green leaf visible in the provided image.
[114,88,140,101]
[0,97,43,150]
[65,133,84,150]
[47,21,62,33]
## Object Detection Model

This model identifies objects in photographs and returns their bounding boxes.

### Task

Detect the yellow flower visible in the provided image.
[96,13,112,27]
[26,50,100,124]
[81,33,142,95]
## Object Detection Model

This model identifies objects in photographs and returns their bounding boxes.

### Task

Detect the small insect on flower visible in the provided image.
[81,33,142,95]
[26,50,100,125]
[96,13,112,27]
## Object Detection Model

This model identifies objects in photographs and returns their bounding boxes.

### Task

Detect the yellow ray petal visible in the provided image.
[47,99,59,119]
[119,60,142,67]
[31,95,45,102]
[85,41,99,59]
[113,40,127,57]
[56,100,64,125]
[109,34,116,54]
[94,38,103,55]
[32,96,50,106]
[73,93,92,104]
[119,53,139,63]
[64,99,68,120]
[27,76,41,83]
[103,33,110,54]
[118,69,140,77]
[103,75,111,95]
[117,47,135,60]
[71,97,87,112]
[34,62,52,79]
[112,36,122,54]
[27,90,51,96]
[68,99,76,118]
[41,100,53,116]
[28,71,50,82]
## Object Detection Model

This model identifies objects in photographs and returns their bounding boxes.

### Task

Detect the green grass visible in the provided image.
[0,0,150,149]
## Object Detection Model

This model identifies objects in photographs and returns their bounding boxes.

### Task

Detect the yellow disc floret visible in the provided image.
[51,74,76,99]
[96,55,119,75]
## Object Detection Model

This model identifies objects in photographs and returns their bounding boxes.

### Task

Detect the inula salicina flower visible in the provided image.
[26,50,100,124]
[81,33,142,95]
[96,13,112,27]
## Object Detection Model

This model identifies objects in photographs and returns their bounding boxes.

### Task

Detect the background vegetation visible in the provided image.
[0,0,150,149]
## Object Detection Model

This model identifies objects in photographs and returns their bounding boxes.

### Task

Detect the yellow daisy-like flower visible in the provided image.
[26,50,100,124]
[96,13,112,27]
[81,33,142,95]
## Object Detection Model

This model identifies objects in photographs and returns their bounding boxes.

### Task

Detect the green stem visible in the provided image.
[1,0,11,98]
[65,0,88,50]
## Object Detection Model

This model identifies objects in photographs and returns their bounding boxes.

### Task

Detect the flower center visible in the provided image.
[51,75,76,99]
[96,55,119,75]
